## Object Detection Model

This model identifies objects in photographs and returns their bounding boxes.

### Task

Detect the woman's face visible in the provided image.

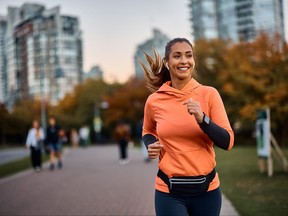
[166,42,195,82]
[33,121,39,128]
[49,118,56,126]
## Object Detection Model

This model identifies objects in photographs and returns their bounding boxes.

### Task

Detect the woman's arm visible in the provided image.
[142,96,158,149]
[143,134,157,149]
[205,88,234,150]
[25,129,32,148]
[39,128,45,140]
[199,116,230,150]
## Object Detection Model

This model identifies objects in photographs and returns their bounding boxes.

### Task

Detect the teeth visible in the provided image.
[179,68,188,71]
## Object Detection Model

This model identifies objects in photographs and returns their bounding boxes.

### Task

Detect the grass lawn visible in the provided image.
[0,154,49,179]
[215,146,288,216]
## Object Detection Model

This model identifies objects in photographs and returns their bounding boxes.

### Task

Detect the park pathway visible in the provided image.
[0,145,238,215]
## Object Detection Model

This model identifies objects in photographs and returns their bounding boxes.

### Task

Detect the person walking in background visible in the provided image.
[26,120,44,172]
[59,128,68,147]
[79,125,90,147]
[114,121,131,165]
[140,38,234,216]
[70,128,79,148]
[46,115,62,171]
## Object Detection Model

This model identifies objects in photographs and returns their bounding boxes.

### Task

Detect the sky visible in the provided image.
[0,0,288,83]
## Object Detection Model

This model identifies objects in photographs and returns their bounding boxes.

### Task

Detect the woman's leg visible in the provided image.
[49,144,56,170]
[55,147,63,169]
[30,147,36,168]
[35,149,42,168]
[155,190,188,216]
[187,187,222,216]
[119,140,126,160]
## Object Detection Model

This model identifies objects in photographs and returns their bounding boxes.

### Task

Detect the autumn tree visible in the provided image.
[103,77,150,138]
[51,78,118,131]
[219,34,288,145]
[194,38,231,90]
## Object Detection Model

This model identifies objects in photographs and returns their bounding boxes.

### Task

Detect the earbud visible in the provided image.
[165,62,169,70]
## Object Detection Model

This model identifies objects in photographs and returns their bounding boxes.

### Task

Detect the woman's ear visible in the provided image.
[165,62,169,70]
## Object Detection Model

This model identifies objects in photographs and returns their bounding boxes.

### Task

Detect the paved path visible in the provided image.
[0,145,238,216]
[0,147,29,165]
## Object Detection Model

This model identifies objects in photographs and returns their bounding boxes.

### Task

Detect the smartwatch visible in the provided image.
[199,113,210,126]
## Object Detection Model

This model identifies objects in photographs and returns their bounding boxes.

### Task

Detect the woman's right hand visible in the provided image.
[147,141,163,159]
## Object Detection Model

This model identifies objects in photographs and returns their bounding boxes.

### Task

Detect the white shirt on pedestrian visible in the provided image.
[26,128,45,148]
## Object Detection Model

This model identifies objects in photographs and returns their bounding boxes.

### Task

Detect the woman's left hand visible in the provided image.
[183,98,204,124]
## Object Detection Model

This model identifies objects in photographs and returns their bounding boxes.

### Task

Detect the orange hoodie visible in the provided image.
[142,78,234,193]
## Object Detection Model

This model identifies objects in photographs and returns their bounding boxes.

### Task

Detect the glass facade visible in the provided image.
[190,0,218,40]
[189,0,285,42]
[4,3,83,105]
[0,17,7,103]
[217,0,238,41]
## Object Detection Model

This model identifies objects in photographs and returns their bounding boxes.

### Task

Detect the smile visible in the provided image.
[178,67,189,71]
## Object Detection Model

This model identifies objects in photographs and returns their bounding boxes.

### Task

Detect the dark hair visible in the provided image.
[49,115,55,119]
[138,38,195,92]
[164,38,193,60]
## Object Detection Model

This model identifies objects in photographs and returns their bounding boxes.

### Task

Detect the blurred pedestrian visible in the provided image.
[59,128,68,146]
[114,121,131,165]
[70,128,79,148]
[25,120,44,172]
[140,38,234,216]
[46,115,63,171]
[79,125,90,147]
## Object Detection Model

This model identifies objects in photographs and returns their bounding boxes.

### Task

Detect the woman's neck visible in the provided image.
[171,78,191,90]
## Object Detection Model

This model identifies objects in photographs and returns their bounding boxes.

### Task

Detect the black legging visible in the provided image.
[30,146,42,168]
[119,139,128,159]
[155,187,222,216]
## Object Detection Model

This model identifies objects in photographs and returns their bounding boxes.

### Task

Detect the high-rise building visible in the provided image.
[190,0,219,40]
[0,16,7,104]
[4,3,83,106]
[134,29,170,78]
[84,65,103,80]
[189,0,285,42]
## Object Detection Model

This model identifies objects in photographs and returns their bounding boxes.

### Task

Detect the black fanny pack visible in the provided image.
[157,168,216,196]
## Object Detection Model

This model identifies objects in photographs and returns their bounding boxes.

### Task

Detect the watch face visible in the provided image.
[204,115,210,124]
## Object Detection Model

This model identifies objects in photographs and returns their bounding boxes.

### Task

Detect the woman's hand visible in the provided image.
[147,141,163,159]
[183,98,204,123]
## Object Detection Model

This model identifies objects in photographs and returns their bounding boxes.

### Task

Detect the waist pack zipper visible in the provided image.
[169,177,207,189]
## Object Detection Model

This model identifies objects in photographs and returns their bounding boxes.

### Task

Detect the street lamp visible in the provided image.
[39,65,64,134]
[94,100,109,143]
[40,58,46,136]
[54,67,65,102]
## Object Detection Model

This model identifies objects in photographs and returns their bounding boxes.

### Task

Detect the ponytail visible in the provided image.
[137,48,171,93]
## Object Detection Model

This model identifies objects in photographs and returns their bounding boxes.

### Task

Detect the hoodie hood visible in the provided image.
[156,78,202,97]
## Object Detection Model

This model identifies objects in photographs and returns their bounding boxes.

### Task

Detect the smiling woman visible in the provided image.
[139,37,234,216]
[138,38,197,93]
[164,42,195,90]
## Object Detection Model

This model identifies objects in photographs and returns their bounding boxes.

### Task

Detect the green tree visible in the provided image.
[2,99,49,145]
[0,104,9,145]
